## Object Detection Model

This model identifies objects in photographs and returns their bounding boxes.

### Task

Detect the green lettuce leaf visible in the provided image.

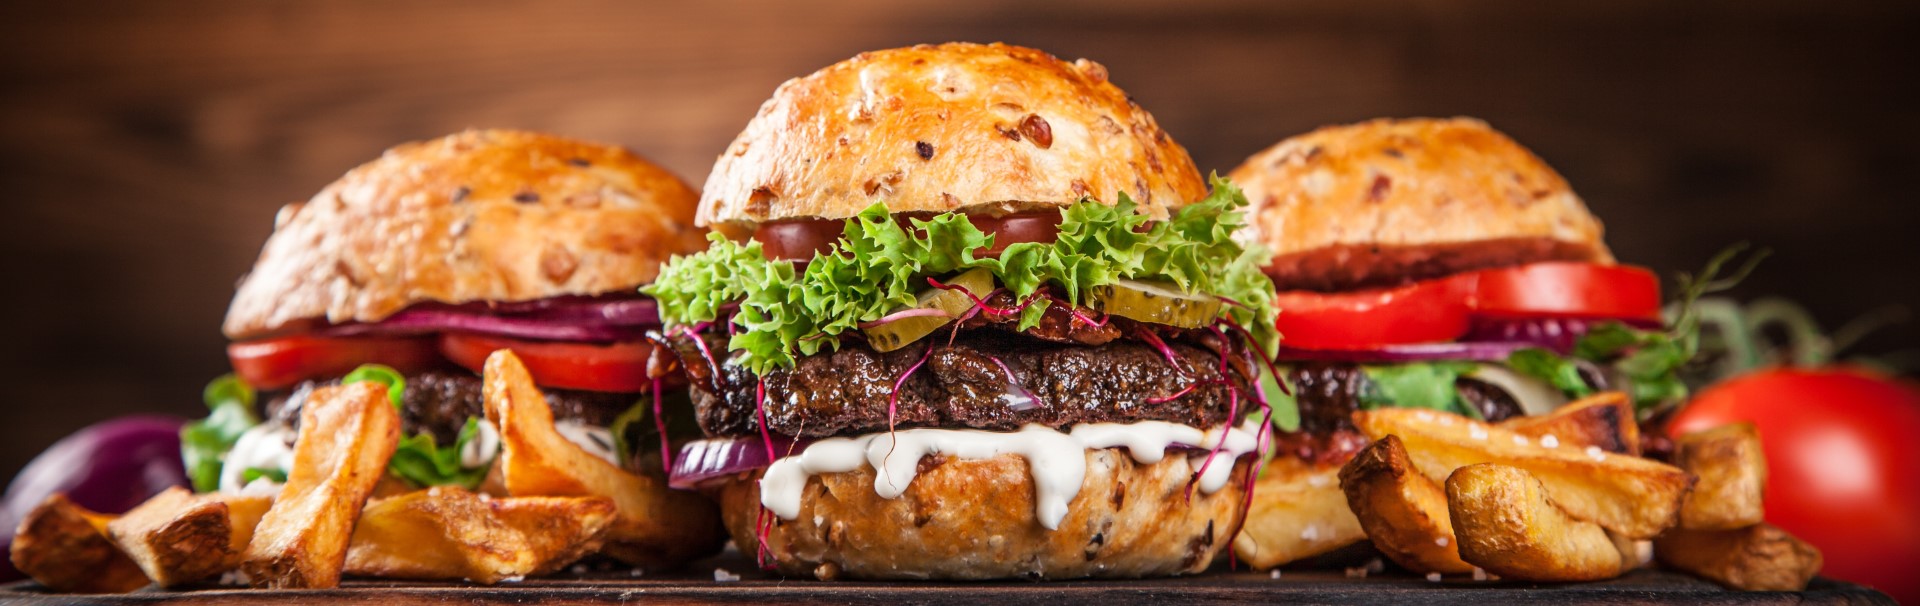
[387,417,490,489]
[181,374,260,493]
[646,174,1278,374]
[1358,362,1481,418]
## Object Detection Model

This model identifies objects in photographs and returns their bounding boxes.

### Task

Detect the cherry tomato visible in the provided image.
[227,335,441,390]
[440,333,657,393]
[754,212,1061,261]
[1668,367,1920,601]
[1271,278,1473,349]
[1468,262,1662,322]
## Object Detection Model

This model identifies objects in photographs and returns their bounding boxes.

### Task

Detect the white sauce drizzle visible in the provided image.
[760,420,1261,530]
[461,419,502,469]
[555,420,620,466]
[218,422,297,494]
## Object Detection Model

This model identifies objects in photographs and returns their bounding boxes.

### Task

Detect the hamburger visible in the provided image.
[1225,117,1690,567]
[186,129,724,564]
[647,43,1280,580]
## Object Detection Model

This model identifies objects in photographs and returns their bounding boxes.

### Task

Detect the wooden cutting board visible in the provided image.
[0,566,1891,605]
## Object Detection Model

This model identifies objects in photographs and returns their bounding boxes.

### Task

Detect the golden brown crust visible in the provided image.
[700,43,1204,234]
[223,129,707,339]
[715,449,1247,580]
[1228,118,1613,290]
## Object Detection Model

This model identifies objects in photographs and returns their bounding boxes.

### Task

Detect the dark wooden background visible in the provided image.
[1,0,1916,480]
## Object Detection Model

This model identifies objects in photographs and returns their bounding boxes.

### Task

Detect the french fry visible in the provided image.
[106,487,271,588]
[1446,463,1628,582]
[1230,457,1365,569]
[1354,408,1692,538]
[1339,436,1475,575]
[1499,391,1640,455]
[483,349,724,567]
[345,487,615,583]
[9,494,149,593]
[1672,423,1766,530]
[1656,524,1822,591]
[242,382,399,589]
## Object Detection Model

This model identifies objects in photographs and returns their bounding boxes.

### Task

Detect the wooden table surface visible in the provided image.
[0,562,1892,605]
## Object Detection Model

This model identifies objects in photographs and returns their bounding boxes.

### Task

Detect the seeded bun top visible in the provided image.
[698,42,1206,235]
[1229,118,1612,291]
[224,129,706,339]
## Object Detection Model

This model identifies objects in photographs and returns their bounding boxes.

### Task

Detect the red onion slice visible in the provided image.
[319,296,660,342]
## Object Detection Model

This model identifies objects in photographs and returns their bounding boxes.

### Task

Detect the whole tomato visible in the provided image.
[1668,367,1920,601]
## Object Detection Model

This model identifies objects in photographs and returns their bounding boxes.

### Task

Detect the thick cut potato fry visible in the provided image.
[9,494,149,593]
[1447,463,1627,582]
[1231,457,1365,569]
[1672,423,1766,530]
[346,487,615,583]
[1340,436,1475,574]
[1657,524,1821,591]
[242,382,399,589]
[106,487,271,588]
[483,350,724,568]
[1499,391,1640,455]
[1354,408,1691,538]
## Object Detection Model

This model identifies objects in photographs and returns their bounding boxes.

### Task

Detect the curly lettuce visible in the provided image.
[646,175,1278,374]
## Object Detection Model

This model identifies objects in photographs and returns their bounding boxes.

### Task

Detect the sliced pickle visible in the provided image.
[1086,279,1222,329]
[863,267,996,352]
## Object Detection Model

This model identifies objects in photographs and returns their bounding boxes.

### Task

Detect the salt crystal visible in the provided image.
[1345,566,1368,579]
[1301,524,1320,541]
[714,568,741,582]
[1469,425,1489,441]
[1426,572,1443,582]
[1512,434,1530,447]
[1541,434,1560,449]
[1306,474,1332,488]
[1416,411,1435,421]
[1473,567,1488,581]
[1270,569,1283,580]
[1434,536,1449,548]
[1586,445,1606,461]
[1365,558,1385,574]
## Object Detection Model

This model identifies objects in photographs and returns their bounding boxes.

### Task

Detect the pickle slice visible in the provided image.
[863,268,996,352]
[1087,279,1222,329]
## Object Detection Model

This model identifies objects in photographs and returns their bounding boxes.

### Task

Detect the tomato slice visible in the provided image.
[754,211,1062,261]
[1271,278,1473,350]
[228,335,442,391]
[1468,262,1662,322]
[440,333,655,393]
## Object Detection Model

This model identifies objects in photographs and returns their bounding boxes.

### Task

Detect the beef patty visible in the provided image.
[1273,362,1527,465]
[659,330,1256,439]
[265,370,640,444]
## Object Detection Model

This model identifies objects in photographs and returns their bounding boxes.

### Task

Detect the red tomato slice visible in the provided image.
[1271,278,1473,349]
[440,333,656,393]
[754,212,1062,261]
[1668,368,1920,602]
[1468,262,1662,322]
[227,335,441,391]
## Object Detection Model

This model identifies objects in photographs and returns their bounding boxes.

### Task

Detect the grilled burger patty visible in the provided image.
[1274,362,1527,465]
[265,370,639,444]
[661,331,1254,439]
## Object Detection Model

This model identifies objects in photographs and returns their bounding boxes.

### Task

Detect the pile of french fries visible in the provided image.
[9,350,715,592]
[1239,392,1823,590]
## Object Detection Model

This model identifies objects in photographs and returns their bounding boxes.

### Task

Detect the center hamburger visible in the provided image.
[646,43,1280,580]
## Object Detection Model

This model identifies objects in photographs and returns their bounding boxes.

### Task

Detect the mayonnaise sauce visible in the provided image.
[759,420,1262,530]
[555,420,620,466]
[218,422,296,494]
[461,419,502,469]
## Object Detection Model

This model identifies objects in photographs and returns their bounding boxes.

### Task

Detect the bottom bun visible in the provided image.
[715,447,1251,580]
